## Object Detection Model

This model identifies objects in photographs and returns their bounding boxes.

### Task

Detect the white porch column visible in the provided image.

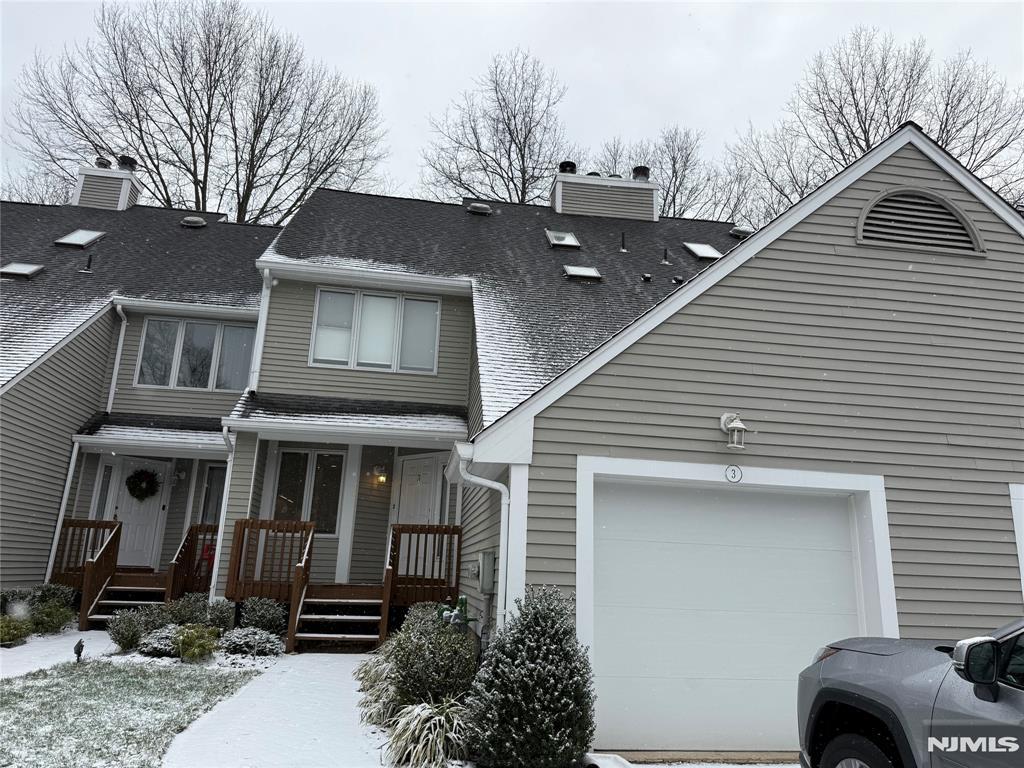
[335,444,363,583]
[45,442,80,581]
[505,463,529,615]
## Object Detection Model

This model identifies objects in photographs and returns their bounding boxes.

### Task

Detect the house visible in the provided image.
[1,122,1022,752]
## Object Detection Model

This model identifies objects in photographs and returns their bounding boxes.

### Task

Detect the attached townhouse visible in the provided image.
[1,123,1022,752]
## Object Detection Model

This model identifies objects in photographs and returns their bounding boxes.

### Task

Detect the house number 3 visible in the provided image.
[725,465,743,483]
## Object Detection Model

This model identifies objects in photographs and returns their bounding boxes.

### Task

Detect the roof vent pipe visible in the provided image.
[467,202,493,216]
[632,165,650,182]
[558,160,577,174]
[586,171,601,177]
[729,225,755,240]
[620,232,628,253]
[95,156,112,169]
[117,155,138,172]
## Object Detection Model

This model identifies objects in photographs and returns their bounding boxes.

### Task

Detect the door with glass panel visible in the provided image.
[270,450,345,580]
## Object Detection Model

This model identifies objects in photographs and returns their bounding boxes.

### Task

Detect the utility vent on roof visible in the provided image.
[546,229,581,248]
[1,262,45,279]
[55,229,105,247]
[859,190,982,253]
[563,265,601,280]
[684,242,723,260]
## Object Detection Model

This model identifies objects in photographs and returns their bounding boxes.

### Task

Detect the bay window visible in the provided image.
[136,317,255,391]
[311,288,440,373]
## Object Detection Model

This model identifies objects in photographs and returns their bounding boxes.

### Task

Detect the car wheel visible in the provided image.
[820,733,896,768]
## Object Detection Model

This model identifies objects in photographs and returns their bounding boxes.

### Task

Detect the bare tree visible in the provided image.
[733,26,1024,224]
[421,48,574,204]
[1,164,73,205]
[7,0,386,223]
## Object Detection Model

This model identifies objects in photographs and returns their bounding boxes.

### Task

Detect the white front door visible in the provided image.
[395,455,442,525]
[112,458,170,568]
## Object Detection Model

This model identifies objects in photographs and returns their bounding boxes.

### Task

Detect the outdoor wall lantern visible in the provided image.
[720,413,748,450]
[373,465,389,484]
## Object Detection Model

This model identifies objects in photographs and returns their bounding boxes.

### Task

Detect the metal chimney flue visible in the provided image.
[558,160,577,174]
[95,156,112,169]
[632,165,651,182]
[117,155,138,172]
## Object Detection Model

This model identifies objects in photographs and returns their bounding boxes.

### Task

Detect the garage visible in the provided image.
[591,479,865,751]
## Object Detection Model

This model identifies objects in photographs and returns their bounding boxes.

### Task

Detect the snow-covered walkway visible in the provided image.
[162,652,385,768]
[0,629,116,678]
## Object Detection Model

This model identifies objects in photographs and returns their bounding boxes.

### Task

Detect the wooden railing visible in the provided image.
[225,520,315,602]
[50,519,120,589]
[166,524,219,601]
[387,524,463,608]
[286,528,316,653]
[79,522,121,630]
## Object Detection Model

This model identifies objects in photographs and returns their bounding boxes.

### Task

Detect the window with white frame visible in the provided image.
[136,318,256,391]
[272,450,345,535]
[311,289,440,373]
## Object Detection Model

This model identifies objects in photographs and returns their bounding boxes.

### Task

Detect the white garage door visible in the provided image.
[593,480,863,751]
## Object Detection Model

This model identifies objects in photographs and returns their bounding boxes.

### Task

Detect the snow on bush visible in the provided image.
[29,600,76,634]
[385,699,467,768]
[108,609,145,651]
[177,624,219,661]
[138,624,183,657]
[220,627,284,656]
[29,582,76,608]
[207,598,235,632]
[465,586,595,768]
[240,597,286,634]
[388,610,477,707]
[0,615,32,646]
[356,645,400,727]
[0,588,32,615]
[165,593,210,625]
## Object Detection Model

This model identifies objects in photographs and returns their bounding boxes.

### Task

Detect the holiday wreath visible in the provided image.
[125,468,161,500]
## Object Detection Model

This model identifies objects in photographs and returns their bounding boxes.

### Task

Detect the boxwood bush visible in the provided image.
[220,627,284,656]
[29,600,76,634]
[0,615,33,646]
[240,597,286,634]
[138,624,182,657]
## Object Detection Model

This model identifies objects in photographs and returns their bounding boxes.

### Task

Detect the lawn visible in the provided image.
[0,659,256,768]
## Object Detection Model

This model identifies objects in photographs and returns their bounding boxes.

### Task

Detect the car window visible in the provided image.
[998,633,1024,689]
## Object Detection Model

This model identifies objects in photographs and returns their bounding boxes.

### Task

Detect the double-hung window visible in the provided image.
[136,318,255,391]
[272,450,345,535]
[311,289,440,374]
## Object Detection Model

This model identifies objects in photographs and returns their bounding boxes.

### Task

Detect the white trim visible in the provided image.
[453,480,464,525]
[106,305,128,411]
[183,458,200,529]
[506,464,529,611]
[73,433,229,459]
[553,171,658,191]
[256,258,474,296]
[1010,484,1024,603]
[222,417,466,447]
[45,443,80,581]
[473,125,1024,463]
[248,270,273,390]
[336,444,363,581]
[110,296,259,320]
[0,303,112,396]
[70,171,87,206]
[573,456,900,660]
[88,458,117,520]
[208,430,236,600]
[116,176,131,210]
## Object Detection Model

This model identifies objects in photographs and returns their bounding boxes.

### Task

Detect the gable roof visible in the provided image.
[469,122,1024,462]
[260,192,739,427]
[0,202,278,389]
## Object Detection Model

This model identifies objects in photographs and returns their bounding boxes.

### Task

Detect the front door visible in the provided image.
[395,455,441,525]
[111,458,169,567]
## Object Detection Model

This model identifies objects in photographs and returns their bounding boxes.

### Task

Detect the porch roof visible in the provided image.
[74,412,229,458]
[223,392,468,447]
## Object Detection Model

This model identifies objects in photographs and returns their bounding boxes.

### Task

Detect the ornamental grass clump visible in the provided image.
[465,586,595,768]
[385,699,468,768]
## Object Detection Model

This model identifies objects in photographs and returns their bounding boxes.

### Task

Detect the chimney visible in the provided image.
[550,164,660,221]
[71,155,142,210]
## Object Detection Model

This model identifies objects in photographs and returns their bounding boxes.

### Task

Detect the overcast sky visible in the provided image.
[2,1,1022,195]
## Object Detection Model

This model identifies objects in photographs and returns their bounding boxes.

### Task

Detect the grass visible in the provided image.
[0,660,256,768]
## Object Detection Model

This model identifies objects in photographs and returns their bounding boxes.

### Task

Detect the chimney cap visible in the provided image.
[632,165,650,182]
[117,155,138,172]
[558,160,577,174]
[95,156,112,169]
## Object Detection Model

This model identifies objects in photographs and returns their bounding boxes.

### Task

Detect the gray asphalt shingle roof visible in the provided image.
[0,202,277,386]
[263,190,739,428]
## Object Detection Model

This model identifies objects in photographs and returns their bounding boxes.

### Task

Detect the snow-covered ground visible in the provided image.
[0,628,116,678]
[163,652,386,768]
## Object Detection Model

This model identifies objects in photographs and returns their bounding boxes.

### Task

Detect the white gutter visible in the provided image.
[454,442,512,626]
[109,295,259,320]
[72,434,229,459]
[45,442,80,581]
[221,417,467,446]
[106,304,128,412]
[255,258,474,296]
[248,269,273,391]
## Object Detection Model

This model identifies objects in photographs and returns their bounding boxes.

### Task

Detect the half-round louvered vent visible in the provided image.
[859,190,981,252]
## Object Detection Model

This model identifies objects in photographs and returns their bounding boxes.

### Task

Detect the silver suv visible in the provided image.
[797,617,1024,768]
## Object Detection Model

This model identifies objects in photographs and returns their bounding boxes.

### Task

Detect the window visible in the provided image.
[199,465,226,524]
[92,464,114,519]
[999,633,1024,689]
[272,450,345,535]
[311,289,440,374]
[136,318,255,391]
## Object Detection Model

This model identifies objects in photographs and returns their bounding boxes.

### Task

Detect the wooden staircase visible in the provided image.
[85,572,167,627]
[291,584,387,651]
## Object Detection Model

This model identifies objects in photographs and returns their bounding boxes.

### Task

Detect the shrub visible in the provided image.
[164,593,209,625]
[400,602,446,632]
[240,597,286,634]
[385,700,467,768]
[107,610,144,651]
[356,646,400,727]
[220,627,284,656]
[177,624,219,661]
[465,587,595,768]
[0,588,32,615]
[30,583,76,608]
[30,600,76,634]
[135,604,171,634]
[0,615,33,646]
[207,599,235,632]
[138,624,182,657]
[389,609,477,707]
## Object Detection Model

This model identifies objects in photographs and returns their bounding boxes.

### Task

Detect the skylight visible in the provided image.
[55,229,105,248]
[546,229,581,248]
[0,262,45,279]
[684,242,723,260]
[563,265,601,280]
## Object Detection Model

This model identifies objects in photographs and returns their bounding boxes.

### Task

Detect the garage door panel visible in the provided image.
[594,538,859,615]
[594,605,859,679]
[595,675,799,751]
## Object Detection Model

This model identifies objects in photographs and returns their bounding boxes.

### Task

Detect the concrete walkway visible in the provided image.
[163,653,386,768]
[0,629,115,678]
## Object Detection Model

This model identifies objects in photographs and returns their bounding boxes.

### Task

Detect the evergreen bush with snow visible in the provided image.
[240,597,286,634]
[220,627,284,656]
[207,599,235,632]
[107,610,145,651]
[177,624,219,661]
[0,614,32,646]
[29,600,76,634]
[465,586,595,768]
[388,611,477,706]
[29,582,76,608]
[138,624,183,657]
[164,593,210,625]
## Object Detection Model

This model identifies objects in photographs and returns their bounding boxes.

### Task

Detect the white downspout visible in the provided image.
[457,456,511,626]
[106,304,128,412]
[45,442,80,581]
[248,269,273,391]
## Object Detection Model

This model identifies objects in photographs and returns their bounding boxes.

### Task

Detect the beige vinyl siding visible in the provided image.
[526,144,1024,642]
[68,453,100,518]
[111,310,246,417]
[158,458,194,567]
[258,280,473,405]
[0,309,115,586]
[76,175,124,209]
[213,431,258,596]
[349,445,395,583]
[558,180,656,221]
[458,478,502,631]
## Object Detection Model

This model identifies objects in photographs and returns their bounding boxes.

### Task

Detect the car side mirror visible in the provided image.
[953,636,999,685]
